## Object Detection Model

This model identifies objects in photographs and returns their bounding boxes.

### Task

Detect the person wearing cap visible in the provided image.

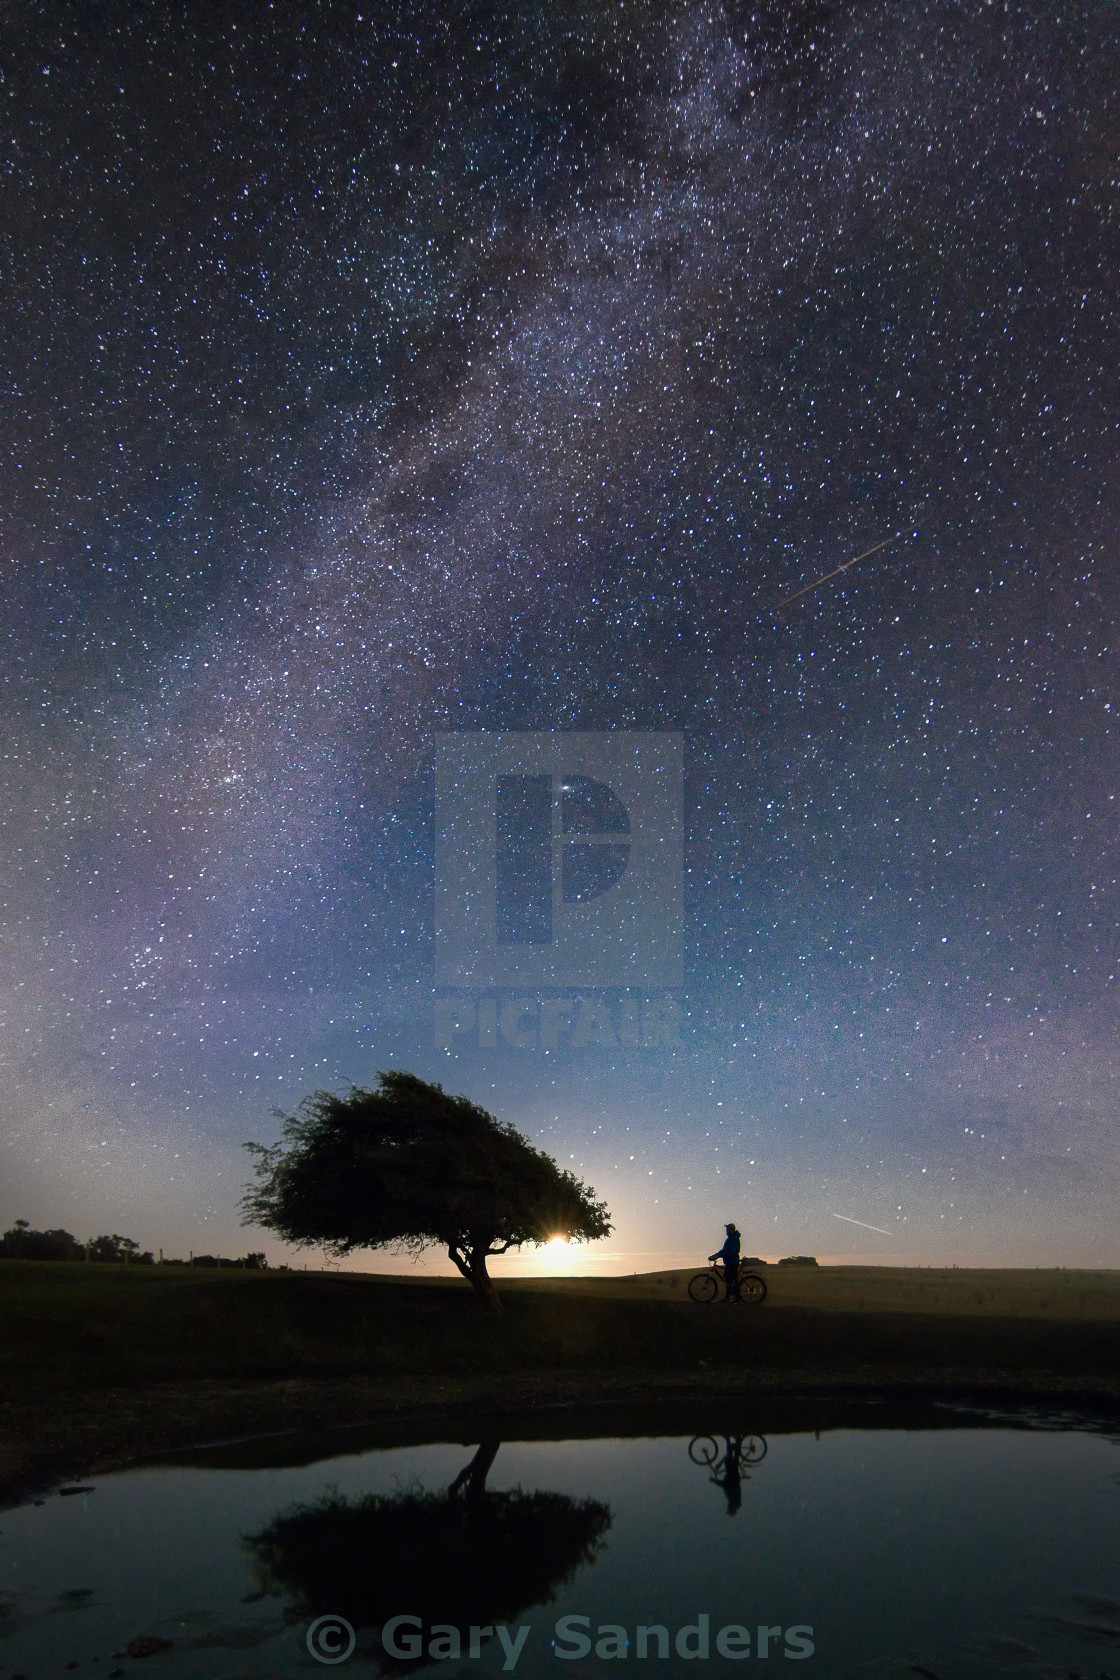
[709,1222,741,1303]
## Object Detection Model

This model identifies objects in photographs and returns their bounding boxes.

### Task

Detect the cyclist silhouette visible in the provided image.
[709,1222,741,1302]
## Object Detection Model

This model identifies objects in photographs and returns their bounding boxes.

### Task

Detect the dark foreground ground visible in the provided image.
[2,1260,1118,1503]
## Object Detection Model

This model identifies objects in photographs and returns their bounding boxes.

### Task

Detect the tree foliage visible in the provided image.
[87,1233,153,1264]
[241,1071,611,1307]
[0,1221,153,1263]
[0,1220,84,1261]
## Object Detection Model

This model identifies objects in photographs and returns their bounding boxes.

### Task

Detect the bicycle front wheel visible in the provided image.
[688,1270,719,1303]
[738,1271,767,1304]
[688,1436,720,1466]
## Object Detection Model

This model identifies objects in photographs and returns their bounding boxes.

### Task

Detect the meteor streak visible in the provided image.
[833,1213,894,1236]
[778,529,915,608]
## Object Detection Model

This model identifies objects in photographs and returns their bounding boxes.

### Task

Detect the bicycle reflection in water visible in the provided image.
[687,1434,768,1516]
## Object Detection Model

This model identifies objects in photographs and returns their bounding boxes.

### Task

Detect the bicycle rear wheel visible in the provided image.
[738,1271,767,1304]
[688,1270,719,1303]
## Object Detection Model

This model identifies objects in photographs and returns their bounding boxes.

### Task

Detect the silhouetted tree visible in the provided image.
[244,1440,611,1669]
[241,1071,611,1310]
[0,1220,84,1261]
[87,1234,153,1264]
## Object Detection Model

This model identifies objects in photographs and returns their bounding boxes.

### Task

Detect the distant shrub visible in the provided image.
[0,1220,84,1261]
[741,1256,766,1266]
[0,1225,262,1268]
[777,1255,818,1267]
[88,1234,154,1264]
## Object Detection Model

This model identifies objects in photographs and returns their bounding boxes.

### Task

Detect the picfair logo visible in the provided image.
[435,733,682,989]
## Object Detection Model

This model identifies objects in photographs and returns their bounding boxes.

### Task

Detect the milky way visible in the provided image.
[2,0,1117,1265]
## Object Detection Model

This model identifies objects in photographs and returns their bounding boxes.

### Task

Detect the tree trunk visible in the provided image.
[470,1253,503,1313]
[448,1438,500,1503]
[447,1242,503,1312]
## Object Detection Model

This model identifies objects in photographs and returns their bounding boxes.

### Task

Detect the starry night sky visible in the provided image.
[2,0,1117,1269]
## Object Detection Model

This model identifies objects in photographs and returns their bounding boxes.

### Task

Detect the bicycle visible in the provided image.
[687,1261,767,1304]
[688,1433,768,1469]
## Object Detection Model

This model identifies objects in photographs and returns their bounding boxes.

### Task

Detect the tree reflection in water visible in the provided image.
[245,1438,611,1668]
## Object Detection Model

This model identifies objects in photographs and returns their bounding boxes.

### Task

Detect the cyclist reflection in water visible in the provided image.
[709,1222,741,1302]
[714,1437,743,1515]
[688,1434,767,1515]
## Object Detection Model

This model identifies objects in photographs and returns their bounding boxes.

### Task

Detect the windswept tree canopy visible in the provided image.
[242,1071,612,1306]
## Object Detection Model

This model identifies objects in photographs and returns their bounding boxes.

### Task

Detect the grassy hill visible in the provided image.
[513,1263,1120,1317]
[2,1259,1118,1400]
[2,1259,1117,1499]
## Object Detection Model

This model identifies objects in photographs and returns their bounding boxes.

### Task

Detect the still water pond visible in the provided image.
[2,1403,1118,1680]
